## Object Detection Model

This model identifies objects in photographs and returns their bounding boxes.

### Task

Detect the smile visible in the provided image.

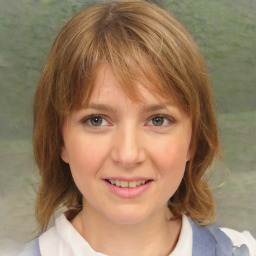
[105,179,151,188]
[103,178,153,198]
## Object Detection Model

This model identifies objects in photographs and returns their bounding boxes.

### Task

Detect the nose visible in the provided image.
[110,125,146,169]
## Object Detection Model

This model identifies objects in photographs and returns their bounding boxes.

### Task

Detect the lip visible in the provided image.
[103,176,152,182]
[103,177,153,199]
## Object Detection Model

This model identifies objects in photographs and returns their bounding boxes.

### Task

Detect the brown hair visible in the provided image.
[33,0,220,231]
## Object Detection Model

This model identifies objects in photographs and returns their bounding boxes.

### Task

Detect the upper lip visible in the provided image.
[102,176,153,182]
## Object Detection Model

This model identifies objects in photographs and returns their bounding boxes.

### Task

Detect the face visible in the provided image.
[61,64,192,225]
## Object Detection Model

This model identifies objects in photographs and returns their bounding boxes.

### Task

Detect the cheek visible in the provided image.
[66,137,110,197]
[67,136,110,176]
[148,138,190,203]
[150,137,190,175]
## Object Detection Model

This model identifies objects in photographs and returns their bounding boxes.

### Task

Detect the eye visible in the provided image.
[152,116,165,126]
[82,115,109,127]
[147,115,174,127]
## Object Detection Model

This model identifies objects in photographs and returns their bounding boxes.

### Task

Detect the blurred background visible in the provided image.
[0,0,255,254]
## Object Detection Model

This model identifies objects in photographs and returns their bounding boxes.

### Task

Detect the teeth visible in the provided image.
[108,179,149,188]
[129,181,136,188]
[120,181,128,188]
[136,180,141,186]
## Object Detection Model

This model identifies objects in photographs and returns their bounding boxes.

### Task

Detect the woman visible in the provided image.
[20,1,256,255]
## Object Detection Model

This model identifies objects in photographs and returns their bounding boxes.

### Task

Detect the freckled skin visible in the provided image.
[61,64,192,226]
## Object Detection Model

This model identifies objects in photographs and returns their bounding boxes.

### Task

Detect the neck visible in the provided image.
[71,203,182,256]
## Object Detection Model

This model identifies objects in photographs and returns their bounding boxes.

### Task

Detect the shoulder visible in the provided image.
[188,216,256,256]
[18,237,41,256]
[221,227,256,256]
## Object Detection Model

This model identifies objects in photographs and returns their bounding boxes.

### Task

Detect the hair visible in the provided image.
[33,0,220,232]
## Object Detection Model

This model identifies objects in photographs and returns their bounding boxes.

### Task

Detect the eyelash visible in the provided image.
[81,115,110,129]
[81,114,175,129]
[147,115,175,127]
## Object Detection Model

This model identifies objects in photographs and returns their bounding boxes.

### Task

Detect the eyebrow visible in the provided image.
[139,103,170,113]
[86,102,172,113]
[86,103,117,113]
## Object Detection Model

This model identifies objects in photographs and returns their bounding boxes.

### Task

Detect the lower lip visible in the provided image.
[103,180,153,198]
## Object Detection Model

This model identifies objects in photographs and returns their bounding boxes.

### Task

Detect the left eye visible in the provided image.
[148,116,172,127]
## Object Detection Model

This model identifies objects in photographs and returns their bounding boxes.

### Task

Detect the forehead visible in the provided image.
[84,63,176,107]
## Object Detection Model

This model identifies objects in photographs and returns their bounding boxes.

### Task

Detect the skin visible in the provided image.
[61,64,192,255]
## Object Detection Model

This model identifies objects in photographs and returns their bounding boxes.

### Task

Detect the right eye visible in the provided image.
[82,115,109,127]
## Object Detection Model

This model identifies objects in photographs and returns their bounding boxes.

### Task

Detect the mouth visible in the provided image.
[104,179,153,188]
[103,178,153,198]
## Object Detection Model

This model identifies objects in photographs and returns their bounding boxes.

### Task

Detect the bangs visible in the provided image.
[53,2,195,115]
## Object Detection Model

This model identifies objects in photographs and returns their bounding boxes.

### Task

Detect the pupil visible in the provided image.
[153,117,164,126]
[91,116,102,126]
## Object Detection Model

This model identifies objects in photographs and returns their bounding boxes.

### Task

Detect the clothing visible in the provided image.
[19,214,256,256]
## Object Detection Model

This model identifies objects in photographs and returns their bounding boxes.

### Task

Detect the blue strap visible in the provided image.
[190,219,233,256]
[208,224,234,256]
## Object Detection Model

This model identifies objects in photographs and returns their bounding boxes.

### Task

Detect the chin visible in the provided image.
[104,205,152,225]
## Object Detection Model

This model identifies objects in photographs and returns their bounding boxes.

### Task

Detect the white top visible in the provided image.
[27,214,256,256]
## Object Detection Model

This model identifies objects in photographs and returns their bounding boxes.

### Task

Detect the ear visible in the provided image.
[186,150,192,162]
[186,142,194,162]
[61,145,70,164]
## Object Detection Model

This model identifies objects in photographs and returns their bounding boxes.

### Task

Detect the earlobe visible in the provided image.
[186,146,193,162]
[61,146,69,164]
[186,153,192,162]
